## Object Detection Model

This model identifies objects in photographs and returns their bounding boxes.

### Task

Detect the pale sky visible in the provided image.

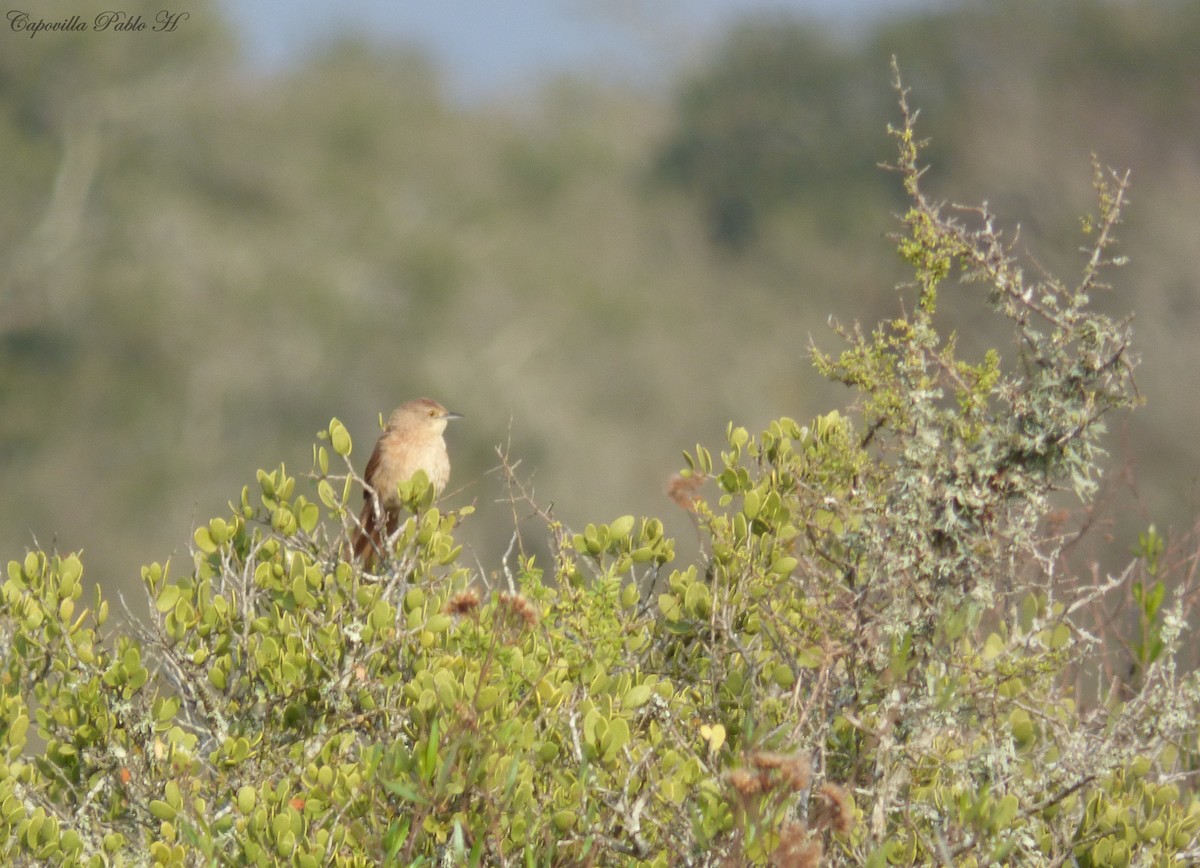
[218,0,938,101]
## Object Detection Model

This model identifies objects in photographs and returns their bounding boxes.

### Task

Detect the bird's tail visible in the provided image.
[352,499,397,567]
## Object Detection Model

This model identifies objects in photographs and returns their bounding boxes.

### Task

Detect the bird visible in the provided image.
[351,397,462,566]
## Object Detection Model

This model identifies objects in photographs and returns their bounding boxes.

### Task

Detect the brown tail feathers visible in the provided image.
[352,498,398,567]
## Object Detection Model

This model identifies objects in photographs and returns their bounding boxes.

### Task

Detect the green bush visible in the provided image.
[3,74,1198,866]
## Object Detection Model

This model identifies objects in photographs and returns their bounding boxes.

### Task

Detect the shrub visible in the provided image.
[2,71,1198,866]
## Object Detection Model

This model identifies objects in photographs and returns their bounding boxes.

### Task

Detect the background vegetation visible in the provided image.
[2,0,1200,600]
[3,0,1199,604]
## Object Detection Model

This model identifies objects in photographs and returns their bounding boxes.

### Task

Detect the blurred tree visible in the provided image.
[0,0,234,332]
[654,15,890,248]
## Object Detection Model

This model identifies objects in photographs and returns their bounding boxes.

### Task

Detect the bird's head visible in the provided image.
[388,397,463,434]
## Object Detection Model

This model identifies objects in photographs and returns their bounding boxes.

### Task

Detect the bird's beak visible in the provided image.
[443,410,464,421]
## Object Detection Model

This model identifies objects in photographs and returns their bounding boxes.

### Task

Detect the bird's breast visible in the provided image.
[375,433,450,506]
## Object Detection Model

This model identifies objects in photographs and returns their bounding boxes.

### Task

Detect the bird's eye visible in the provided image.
[428,409,436,417]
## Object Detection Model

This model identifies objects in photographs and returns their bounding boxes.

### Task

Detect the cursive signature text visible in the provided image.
[7,10,191,37]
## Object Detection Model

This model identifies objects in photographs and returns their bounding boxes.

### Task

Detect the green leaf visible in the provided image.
[620,583,640,608]
[208,517,230,545]
[1048,623,1071,650]
[59,554,83,592]
[298,501,320,533]
[683,581,710,617]
[609,514,635,540]
[770,555,798,576]
[796,645,822,668]
[164,780,182,809]
[605,717,631,755]
[623,684,653,709]
[1145,581,1165,616]
[193,527,217,554]
[1019,594,1039,633]
[148,800,177,821]
[8,714,29,750]
[475,686,500,712]
[383,816,412,857]
[155,584,182,614]
[317,479,339,509]
[422,719,440,783]
[982,633,1005,661]
[1009,709,1035,746]
[661,777,686,805]
[329,418,352,457]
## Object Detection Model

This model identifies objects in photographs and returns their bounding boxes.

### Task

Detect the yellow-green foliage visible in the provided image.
[3,79,1200,866]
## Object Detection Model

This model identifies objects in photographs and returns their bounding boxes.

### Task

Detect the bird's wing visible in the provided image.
[361,438,384,502]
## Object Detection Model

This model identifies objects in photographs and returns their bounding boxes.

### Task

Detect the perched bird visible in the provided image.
[352,398,462,565]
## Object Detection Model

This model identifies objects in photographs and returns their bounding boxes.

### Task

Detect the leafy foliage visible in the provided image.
[3,78,1199,866]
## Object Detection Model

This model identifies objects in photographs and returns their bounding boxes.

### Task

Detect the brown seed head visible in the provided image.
[781,753,812,793]
[772,822,822,868]
[810,782,853,835]
[665,472,707,512]
[445,589,481,616]
[497,591,539,628]
[727,767,762,798]
[750,751,785,771]
[747,751,811,793]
